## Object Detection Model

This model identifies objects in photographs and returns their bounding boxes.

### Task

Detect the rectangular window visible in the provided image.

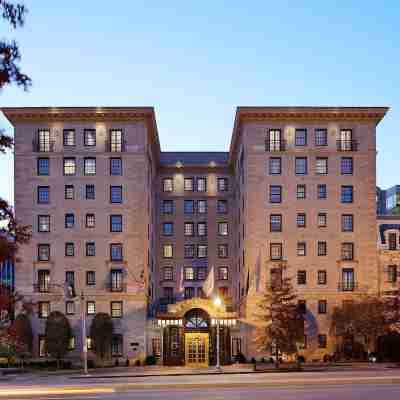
[37,186,49,204]
[197,222,207,237]
[197,200,207,214]
[37,158,49,175]
[63,129,75,147]
[38,301,50,318]
[37,129,51,152]
[295,157,307,175]
[110,243,123,261]
[217,200,228,214]
[315,157,328,175]
[38,215,50,232]
[65,242,74,257]
[197,268,207,281]
[338,129,354,151]
[297,213,306,228]
[197,177,207,192]
[63,158,76,176]
[184,200,195,214]
[66,301,75,315]
[318,300,327,314]
[184,267,195,281]
[110,215,122,232]
[218,244,228,258]
[162,200,174,214]
[297,184,306,200]
[111,301,123,318]
[298,300,307,315]
[184,244,195,258]
[65,213,75,228]
[218,178,228,192]
[109,129,123,152]
[184,222,194,236]
[64,185,74,200]
[317,184,327,199]
[37,269,50,292]
[315,128,328,146]
[218,267,229,280]
[86,242,96,257]
[341,157,353,175]
[318,270,327,285]
[342,214,353,232]
[218,222,228,236]
[266,129,283,151]
[84,129,96,146]
[270,243,282,260]
[318,241,327,256]
[163,244,173,258]
[110,157,122,176]
[270,214,282,232]
[38,336,46,357]
[297,270,306,285]
[297,242,306,256]
[87,301,96,315]
[342,268,355,291]
[184,287,195,299]
[84,157,96,175]
[85,213,96,228]
[163,178,173,192]
[184,178,194,191]
[341,186,353,203]
[318,213,327,228]
[110,186,122,203]
[163,222,173,236]
[388,265,397,283]
[65,271,75,286]
[270,185,282,203]
[86,271,96,286]
[295,129,307,146]
[68,337,75,351]
[163,267,173,281]
[269,157,281,175]
[38,244,50,261]
[86,184,95,200]
[318,334,327,348]
[341,242,354,260]
[197,245,207,258]
[389,233,397,250]
[111,335,123,356]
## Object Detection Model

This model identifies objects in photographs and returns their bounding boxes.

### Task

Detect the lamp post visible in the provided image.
[213,296,222,371]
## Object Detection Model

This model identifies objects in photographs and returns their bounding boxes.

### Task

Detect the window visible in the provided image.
[338,129,354,151]
[110,243,123,261]
[184,267,195,280]
[295,157,307,175]
[68,337,75,351]
[218,244,228,258]
[38,302,50,318]
[318,334,327,348]
[184,244,195,258]
[318,300,327,314]
[389,233,397,250]
[110,186,122,203]
[163,178,173,192]
[317,184,327,199]
[163,244,173,258]
[218,267,229,280]
[37,269,50,292]
[295,129,307,146]
[64,185,74,200]
[184,222,194,236]
[266,129,282,151]
[63,129,75,147]
[298,300,307,314]
[341,242,354,260]
[297,270,306,285]
[218,222,228,236]
[110,215,122,232]
[87,337,93,351]
[86,184,95,200]
[184,178,194,191]
[66,301,75,315]
[197,268,207,281]
[37,158,49,175]
[184,287,195,299]
[218,178,228,192]
[111,301,123,318]
[38,215,50,232]
[37,129,51,152]
[84,157,96,175]
[162,200,173,214]
[197,177,207,192]
[86,271,96,286]
[269,157,281,175]
[197,200,207,214]
[84,213,95,228]
[315,157,328,175]
[342,214,353,232]
[38,244,50,261]
[297,213,306,228]
[297,242,306,256]
[38,336,47,357]
[197,222,207,237]
[270,243,282,260]
[270,268,283,290]
[342,268,355,291]
[217,200,228,214]
[318,241,327,256]
[163,267,173,281]
[318,213,327,227]
[65,242,74,257]
[163,222,173,236]
[109,129,123,152]
[65,269,74,287]
[341,157,353,175]
[86,242,96,256]
[84,129,96,146]
[315,129,328,146]
[297,184,306,200]
[388,265,397,283]
[318,270,327,285]
[87,301,96,315]
[270,214,282,232]
[110,157,122,176]
[341,186,353,203]
[37,186,49,204]
[270,185,282,203]
[198,245,207,258]
[184,200,195,214]
[65,213,75,228]
[63,158,76,175]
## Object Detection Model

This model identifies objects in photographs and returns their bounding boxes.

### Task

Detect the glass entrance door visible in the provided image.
[185,332,209,367]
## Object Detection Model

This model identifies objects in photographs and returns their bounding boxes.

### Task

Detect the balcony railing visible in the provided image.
[105,139,126,153]
[337,140,358,151]
[32,139,55,152]
[106,282,127,293]
[265,140,286,152]
[338,281,357,292]
[33,283,55,293]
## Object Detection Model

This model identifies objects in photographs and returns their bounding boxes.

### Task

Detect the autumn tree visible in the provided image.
[254,268,304,367]
[90,313,113,366]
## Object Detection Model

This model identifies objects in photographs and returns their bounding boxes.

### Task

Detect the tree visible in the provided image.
[11,313,32,354]
[254,269,304,367]
[44,311,71,368]
[90,313,113,365]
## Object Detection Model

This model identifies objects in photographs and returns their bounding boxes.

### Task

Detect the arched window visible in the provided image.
[184,309,209,328]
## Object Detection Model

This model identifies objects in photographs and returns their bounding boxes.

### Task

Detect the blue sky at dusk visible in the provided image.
[1,1,399,204]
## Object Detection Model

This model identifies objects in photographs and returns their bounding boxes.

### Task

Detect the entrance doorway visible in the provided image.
[185,332,209,367]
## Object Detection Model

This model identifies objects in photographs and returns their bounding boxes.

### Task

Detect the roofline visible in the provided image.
[229,106,390,165]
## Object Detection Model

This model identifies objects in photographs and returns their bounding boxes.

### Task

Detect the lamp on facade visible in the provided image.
[213,296,223,371]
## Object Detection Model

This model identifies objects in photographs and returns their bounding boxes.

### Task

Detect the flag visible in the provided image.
[176,265,184,300]
[202,265,214,298]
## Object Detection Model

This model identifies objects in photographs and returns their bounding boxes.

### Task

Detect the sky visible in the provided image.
[0,0,399,204]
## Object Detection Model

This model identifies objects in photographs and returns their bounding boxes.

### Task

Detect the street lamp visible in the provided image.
[213,296,223,371]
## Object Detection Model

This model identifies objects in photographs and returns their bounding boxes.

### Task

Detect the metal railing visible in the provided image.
[32,139,55,152]
[338,281,357,291]
[265,139,286,152]
[105,139,126,153]
[336,140,358,151]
